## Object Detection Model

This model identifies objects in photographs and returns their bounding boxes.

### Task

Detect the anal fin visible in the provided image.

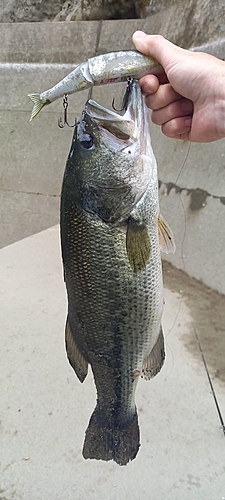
[126,217,151,272]
[141,327,165,380]
[65,317,88,383]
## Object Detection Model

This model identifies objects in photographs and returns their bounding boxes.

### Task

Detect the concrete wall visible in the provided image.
[0,19,225,294]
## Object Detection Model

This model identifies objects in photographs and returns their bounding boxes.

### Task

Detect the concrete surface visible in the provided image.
[0,21,100,63]
[0,20,225,293]
[1,226,225,500]
[1,15,225,500]
[0,62,89,247]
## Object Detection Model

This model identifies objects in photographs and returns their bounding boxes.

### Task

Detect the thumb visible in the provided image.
[132,31,183,72]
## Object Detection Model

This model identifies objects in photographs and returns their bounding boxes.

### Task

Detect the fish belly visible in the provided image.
[60,189,163,465]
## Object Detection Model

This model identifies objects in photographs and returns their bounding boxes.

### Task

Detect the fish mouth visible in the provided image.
[84,97,135,140]
[84,79,149,143]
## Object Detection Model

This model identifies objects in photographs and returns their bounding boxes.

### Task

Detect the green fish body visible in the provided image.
[60,80,174,465]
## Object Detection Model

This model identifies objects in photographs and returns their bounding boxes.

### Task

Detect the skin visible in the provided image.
[132,31,225,142]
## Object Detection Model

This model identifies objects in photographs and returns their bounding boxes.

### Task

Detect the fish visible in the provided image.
[28,50,162,121]
[60,78,175,466]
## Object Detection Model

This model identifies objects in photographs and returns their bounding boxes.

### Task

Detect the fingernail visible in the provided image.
[133,30,145,41]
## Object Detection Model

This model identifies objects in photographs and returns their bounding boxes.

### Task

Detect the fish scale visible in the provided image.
[64,204,158,361]
[60,79,175,465]
[61,187,163,460]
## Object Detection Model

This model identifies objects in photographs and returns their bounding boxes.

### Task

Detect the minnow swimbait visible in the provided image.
[28,50,162,121]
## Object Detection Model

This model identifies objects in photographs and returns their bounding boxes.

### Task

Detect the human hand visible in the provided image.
[132,31,225,142]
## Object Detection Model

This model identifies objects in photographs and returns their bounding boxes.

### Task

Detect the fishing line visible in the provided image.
[165,141,191,340]
[193,326,225,435]
[175,141,191,272]
[174,140,191,273]
[164,142,190,380]
[166,145,225,436]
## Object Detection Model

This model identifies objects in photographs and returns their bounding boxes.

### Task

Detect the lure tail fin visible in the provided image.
[82,406,140,466]
[28,93,46,121]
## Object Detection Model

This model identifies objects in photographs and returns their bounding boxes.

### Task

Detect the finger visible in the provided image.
[145,83,182,110]
[161,116,192,139]
[151,98,193,125]
[139,74,170,97]
[132,31,185,72]
[139,72,168,92]
[138,74,160,96]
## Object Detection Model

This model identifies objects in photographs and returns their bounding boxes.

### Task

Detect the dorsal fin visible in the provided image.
[158,214,176,254]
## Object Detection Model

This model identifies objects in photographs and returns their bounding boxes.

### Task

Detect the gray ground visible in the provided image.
[163,261,225,385]
[1,226,225,499]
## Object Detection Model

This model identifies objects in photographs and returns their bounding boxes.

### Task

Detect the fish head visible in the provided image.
[65,79,157,223]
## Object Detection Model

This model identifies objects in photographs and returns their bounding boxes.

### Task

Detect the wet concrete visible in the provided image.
[1,225,225,500]
[159,180,225,211]
[163,260,225,384]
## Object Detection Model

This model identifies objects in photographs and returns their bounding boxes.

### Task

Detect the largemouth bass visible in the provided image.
[60,79,175,466]
[28,50,162,120]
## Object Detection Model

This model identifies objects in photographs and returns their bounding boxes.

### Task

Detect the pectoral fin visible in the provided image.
[126,217,151,272]
[141,327,165,380]
[158,214,176,254]
[65,317,88,383]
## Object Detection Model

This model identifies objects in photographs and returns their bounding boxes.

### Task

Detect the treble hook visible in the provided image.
[58,94,77,128]
[112,77,133,114]
[112,97,123,113]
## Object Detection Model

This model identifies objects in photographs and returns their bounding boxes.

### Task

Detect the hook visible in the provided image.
[58,94,77,128]
[112,97,123,113]
[112,77,133,114]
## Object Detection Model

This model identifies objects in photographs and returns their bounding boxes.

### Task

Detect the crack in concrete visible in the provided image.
[159,179,225,210]
[0,187,59,197]
[193,326,225,434]
[2,181,225,209]
[88,20,102,101]
[95,20,103,56]
[0,62,77,70]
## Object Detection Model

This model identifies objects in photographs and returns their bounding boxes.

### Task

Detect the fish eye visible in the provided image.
[80,134,95,150]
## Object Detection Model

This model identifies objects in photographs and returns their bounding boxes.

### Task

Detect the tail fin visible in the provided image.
[28,93,46,121]
[82,406,140,466]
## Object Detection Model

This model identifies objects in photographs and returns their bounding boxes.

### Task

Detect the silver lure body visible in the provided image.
[28,50,162,120]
